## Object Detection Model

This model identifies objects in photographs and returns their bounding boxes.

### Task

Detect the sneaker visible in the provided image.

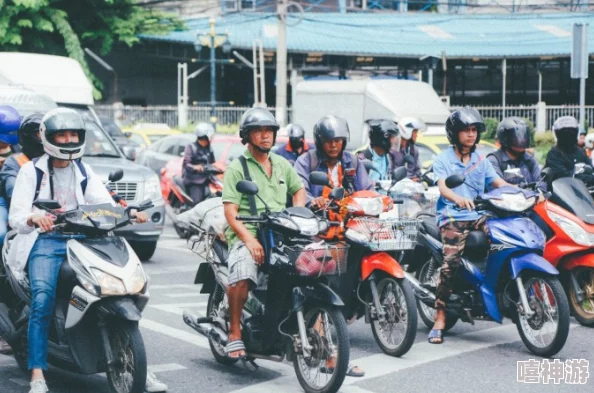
[29,379,49,393]
[145,370,168,393]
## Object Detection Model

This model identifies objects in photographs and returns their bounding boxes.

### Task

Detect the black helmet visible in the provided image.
[313,115,350,155]
[368,119,400,151]
[18,112,45,159]
[286,123,305,151]
[553,116,579,149]
[497,117,530,150]
[239,108,279,146]
[445,107,485,149]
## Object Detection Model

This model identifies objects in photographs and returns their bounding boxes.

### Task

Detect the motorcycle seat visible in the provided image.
[421,217,441,241]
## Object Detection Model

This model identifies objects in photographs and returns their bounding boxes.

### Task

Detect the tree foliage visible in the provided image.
[0,0,185,99]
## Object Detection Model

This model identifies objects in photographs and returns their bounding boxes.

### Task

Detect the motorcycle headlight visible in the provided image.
[350,197,384,216]
[91,268,126,296]
[344,228,369,245]
[548,211,594,247]
[144,174,162,202]
[488,193,535,212]
[69,253,100,296]
[274,217,299,232]
[127,264,147,294]
[291,216,320,236]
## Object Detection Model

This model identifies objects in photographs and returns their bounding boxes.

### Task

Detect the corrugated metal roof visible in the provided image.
[142,12,594,59]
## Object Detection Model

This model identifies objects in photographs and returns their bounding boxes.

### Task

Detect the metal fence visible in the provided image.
[96,104,593,131]
[94,105,292,129]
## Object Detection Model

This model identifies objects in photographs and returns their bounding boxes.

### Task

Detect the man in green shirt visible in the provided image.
[222,108,305,359]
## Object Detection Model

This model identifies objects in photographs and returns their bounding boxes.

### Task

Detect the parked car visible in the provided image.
[125,124,181,149]
[98,116,141,160]
[83,120,165,260]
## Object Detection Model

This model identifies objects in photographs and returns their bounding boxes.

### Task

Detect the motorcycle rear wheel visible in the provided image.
[206,284,238,365]
[415,259,458,331]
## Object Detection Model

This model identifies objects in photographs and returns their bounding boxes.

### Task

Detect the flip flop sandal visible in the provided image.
[320,363,365,377]
[225,339,247,359]
[428,329,444,344]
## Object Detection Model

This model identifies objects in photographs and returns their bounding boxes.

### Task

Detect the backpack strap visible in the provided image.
[238,156,258,216]
[32,157,44,201]
[362,148,373,161]
[74,159,88,195]
[308,150,319,173]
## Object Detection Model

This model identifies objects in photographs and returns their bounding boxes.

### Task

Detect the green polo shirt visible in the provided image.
[222,149,303,247]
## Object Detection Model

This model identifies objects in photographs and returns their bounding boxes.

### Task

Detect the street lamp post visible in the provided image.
[194,18,233,130]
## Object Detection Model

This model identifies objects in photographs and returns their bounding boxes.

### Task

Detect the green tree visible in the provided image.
[0,0,185,99]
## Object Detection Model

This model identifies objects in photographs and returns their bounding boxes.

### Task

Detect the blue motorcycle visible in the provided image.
[406,174,570,357]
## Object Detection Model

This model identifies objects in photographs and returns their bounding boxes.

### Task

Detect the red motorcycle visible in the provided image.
[161,159,224,238]
[529,167,594,326]
[309,167,418,357]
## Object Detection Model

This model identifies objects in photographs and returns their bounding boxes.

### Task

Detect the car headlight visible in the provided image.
[548,211,594,247]
[292,216,320,236]
[144,174,161,202]
[127,264,146,294]
[350,197,384,216]
[488,193,535,212]
[91,268,126,295]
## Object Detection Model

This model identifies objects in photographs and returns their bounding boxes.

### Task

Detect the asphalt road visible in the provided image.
[1,222,593,393]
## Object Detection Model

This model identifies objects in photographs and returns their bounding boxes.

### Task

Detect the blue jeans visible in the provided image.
[0,196,8,246]
[28,233,83,370]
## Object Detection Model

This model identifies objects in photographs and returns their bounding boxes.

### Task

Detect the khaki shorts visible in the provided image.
[227,241,259,286]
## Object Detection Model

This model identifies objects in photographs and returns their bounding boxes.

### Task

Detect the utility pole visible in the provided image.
[275,0,288,126]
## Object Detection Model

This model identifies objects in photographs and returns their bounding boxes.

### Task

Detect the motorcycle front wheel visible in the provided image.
[370,277,417,357]
[567,267,594,327]
[293,306,349,393]
[515,273,570,357]
[106,321,148,393]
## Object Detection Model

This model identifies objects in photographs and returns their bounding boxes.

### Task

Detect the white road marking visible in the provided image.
[146,265,197,275]
[149,363,187,373]
[157,246,194,254]
[166,292,207,298]
[140,319,210,349]
[149,303,208,315]
[150,284,197,290]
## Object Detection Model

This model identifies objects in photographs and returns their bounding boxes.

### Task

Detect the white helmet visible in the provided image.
[195,122,215,139]
[40,108,86,160]
[585,134,594,150]
[397,117,427,140]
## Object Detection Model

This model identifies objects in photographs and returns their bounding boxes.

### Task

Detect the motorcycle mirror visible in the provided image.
[362,159,375,174]
[33,199,62,211]
[236,180,259,195]
[445,174,465,189]
[392,167,407,183]
[108,169,124,183]
[309,171,330,187]
[329,187,345,201]
[121,146,136,161]
[404,154,416,166]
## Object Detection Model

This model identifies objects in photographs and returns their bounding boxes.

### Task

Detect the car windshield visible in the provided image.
[100,118,125,137]
[84,121,122,158]
[148,134,170,144]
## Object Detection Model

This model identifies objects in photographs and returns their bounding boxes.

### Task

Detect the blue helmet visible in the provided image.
[0,105,20,145]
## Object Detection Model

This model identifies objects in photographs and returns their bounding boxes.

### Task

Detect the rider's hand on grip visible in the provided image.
[29,213,56,233]
[454,196,475,211]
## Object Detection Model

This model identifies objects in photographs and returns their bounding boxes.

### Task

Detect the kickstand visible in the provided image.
[242,357,259,371]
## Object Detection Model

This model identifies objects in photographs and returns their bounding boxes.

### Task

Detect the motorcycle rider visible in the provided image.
[585,133,594,165]
[487,117,544,189]
[430,107,509,345]
[222,108,305,359]
[295,115,373,210]
[7,108,153,393]
[182,122,216,206]
[275,123,311,165]
[394,117,426,180]
[358,120,401,181]
[0,106,20,246]
[578,129,587,152]
[544,116,594,184]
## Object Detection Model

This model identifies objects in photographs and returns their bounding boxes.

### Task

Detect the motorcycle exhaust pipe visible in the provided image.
[404,272,436,306]
[183,310,228,346]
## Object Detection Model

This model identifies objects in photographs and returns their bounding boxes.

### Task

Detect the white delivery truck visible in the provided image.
[292,79,450,151]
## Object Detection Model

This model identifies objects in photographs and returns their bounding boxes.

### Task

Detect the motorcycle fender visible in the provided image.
[361,252,404,281]
[65,286,100,329]
[563,253,594,271]
[292,283,344,311]
[97,297,142,321]
[510,253,559,279]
